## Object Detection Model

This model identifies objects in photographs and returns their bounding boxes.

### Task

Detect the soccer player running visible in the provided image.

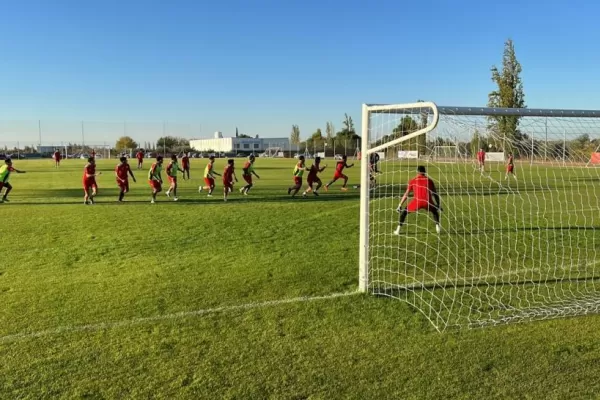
[240,155,260,195]
[0,159,26,203]
[83,157,101,205]
[394,166,442,235]
[53,149,61,168]
[505,153,517,180]
[165,154,183,201]
[148,156,164,204]
[199,155,220,197]
[115,156,136,202]
[288,155,309,197]
[302,156,326,197]
[181,152,191,180]
[325,155,354,191]
[477,148,486,172]
[222,159,238,202]
[136,149,145,169]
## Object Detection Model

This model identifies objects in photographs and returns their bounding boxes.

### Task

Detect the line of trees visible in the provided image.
[290,113,361,155]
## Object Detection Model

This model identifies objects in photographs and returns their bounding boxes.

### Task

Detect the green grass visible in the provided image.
[1,157,600,399]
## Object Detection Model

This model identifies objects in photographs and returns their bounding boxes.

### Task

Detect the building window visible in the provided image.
[235,144,240,149]
[253,143,259,149]
[243,144,250,149]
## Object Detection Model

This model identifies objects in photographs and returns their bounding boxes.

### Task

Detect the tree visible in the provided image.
[325,122,335,144]
[238,134,252,139]
[488,39,526,152]
[290,125,301,145]
[115,136,138,151]
[342,113,355,134]
[156,136,188,152]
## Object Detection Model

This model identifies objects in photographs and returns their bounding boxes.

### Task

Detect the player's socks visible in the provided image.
[166,191,171,197]
[198,186,203,192]
[393,226,401,235]
[313,191,319,196]
[435,224,441,234]
[287,188,292,195]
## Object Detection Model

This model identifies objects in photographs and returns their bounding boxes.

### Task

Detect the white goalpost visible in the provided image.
[359,102,600,331]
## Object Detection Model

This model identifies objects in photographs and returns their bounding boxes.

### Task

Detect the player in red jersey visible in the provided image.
[53,149,61,168]
[115,156,136,202]
[222,159,238,201]
[476,148,486,172]
[394,166,442,235]
[136,149,145,169]
[0,159,26,203]
[181,152,191,180]
[302,156,327,197]
[148,156,164,204]
[240,155,260,195]
[199,155,221,197]
[325,155,354,191]
[505,153,517,180]
[82,157,101,205]
[288,155,309,197]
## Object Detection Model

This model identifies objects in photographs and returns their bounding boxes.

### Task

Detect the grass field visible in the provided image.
[2,157,600,399]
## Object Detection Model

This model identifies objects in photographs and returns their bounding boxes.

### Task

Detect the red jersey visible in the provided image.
[54,151,61,161]
[408,175,436,202]
[83,163,96,180]
[307,164,321,180]
[136,151,144,160]
[182,155,189,167]
[223,165,234,181]
[115,163,131,180]
[335,161,347,173]
[477,151,485,162]
[507,155,514,166]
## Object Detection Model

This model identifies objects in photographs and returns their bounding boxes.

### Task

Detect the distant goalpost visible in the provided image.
[359,102,600,331]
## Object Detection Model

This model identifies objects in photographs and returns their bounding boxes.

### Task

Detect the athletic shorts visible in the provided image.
[183,165,190,171]
[204,177,215,187]
[407,200,436,213]
[334,172,347,180]
[223,180,233,190]
[294,176,302,186]
[149,179,162,192]
[168,176,177,185]
[83,179,98,192]
[0,182,4,190]
[117,179,129,192]
[307,177,320,187]
[506,165,514,173]
[243,175,252,185]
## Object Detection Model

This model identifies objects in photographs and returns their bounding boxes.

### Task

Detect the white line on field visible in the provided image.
[0,291,359,344]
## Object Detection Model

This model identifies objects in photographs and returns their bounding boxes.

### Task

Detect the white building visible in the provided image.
[189,132,290,154]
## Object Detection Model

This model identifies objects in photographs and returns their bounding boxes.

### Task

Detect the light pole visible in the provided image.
[324,142,328,159]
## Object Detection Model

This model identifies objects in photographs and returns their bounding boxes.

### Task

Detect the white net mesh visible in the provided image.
[363,103,600,330]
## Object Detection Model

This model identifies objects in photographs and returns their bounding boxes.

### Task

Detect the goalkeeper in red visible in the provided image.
[240,155,260,195]
[505,153,517,181]
[325,155,354,191]
[394,166,441,235]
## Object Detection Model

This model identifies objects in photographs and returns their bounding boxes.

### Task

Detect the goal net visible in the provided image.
[260,147,282,158]
[359,102,600,331]
[433,145,459,163]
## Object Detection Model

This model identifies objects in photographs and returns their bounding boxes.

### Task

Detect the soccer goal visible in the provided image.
[260,147,282,158]
[359,102,600,331]
[432,145,459,163]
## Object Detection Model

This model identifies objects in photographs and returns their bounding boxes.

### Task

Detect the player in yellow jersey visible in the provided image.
[0,159,26,203]
[199,155,221,197]
[287,155,310,197]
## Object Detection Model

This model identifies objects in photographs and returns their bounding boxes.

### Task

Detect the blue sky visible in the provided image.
[1,0,600,145]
